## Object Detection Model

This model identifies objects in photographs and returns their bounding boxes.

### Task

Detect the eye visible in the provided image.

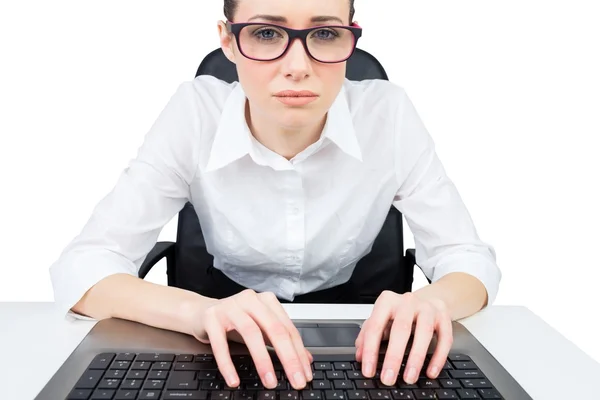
[253,27,284,40]
[312,29,338,40]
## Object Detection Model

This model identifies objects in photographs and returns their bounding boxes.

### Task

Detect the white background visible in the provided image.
[1,0,599,364]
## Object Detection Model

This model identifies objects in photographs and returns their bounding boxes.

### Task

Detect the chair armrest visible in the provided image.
[138,241,176,279]
[405,248,432,284]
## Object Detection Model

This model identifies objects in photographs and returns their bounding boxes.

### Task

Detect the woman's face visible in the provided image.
[218,0,352,131]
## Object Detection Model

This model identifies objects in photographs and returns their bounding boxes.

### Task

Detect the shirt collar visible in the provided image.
[206,80,362,172]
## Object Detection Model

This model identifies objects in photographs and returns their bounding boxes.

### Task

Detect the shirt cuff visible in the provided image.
[49,250,138,320]
[429,252,502,308]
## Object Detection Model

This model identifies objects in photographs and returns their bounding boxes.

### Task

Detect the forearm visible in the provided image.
[413,272,488,321]
[71,273,217,337]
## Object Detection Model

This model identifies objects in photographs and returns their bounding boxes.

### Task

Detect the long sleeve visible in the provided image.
[49,81,202,319]
[392,88,502,307]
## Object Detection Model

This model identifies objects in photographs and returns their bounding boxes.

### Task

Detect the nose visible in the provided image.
[280,37,312,80]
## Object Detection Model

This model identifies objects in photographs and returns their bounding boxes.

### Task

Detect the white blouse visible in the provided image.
[49,75,501,319]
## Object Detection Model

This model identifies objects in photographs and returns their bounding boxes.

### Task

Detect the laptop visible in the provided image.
[34,314,531,399]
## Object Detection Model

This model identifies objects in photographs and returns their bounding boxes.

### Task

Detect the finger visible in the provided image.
[380,306,416,386]
[203,308,240,388]
[259,292,313,381]
[355,325,365,361]
[226,305,279,389]
[427,311,453,379]
[361,292,395,377]
[403,305,436,384]
[240,293,307,390]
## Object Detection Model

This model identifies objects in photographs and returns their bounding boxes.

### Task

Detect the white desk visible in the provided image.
[1,302,599,400]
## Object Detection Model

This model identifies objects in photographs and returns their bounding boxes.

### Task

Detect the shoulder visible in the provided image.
[175,74,240,112]
[342,78,407,114]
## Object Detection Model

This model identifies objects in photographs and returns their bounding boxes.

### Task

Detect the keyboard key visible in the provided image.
[333,380,353,389]
[440,379,461,389]
[389,389,414,399]
[453,362,478,370]
[461,379,492,389]
[148,370,169,380]
[121,379,143,390]
[143,379,165,390]
[233,391,255,400]
[175,362,216,371]
[417,379,439,389]
[131,361,152,370]
[449,370,483,379]
[356,380,376,389]
[75,369,104,389]
[176,354,195,362]
[324,390,345,400]
[413,389,435,399]
[114,389,139,399]
[163,391,208,400]
[136,353,175,362]
[368,389,392,399]
[198,371,217,380]
[455,389,480,399]
[201,380,224,390]
[138,390,162,399]
[347,371,363,380]
[104,370,126,379]
[90,389,115,400]
[302,390,323,399]
[257,390,277,400]
[67,389,92,400]
[347,390,368,400]
[312,380,331,390]
[280,390,299,400]
[244,380,264,390]
[167,371,198,390]
[89,353,115,369]
[326,371,345,379]
[152,361,172,370]
[334,362,353,370]
[435,389,459,399]
[315,362,332,371]
[448,354,472,362]
[97,378,121,389]
[91,388,116,399]
[125,370,146,380]
[213,390,232,400]
[115,353,136,362]
[478,388,503,399]
[110,361,131,370]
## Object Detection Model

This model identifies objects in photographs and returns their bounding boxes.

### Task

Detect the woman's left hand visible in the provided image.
[354,290,453,386]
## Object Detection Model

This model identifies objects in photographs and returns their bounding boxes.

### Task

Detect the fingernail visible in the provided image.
[265,371,277,388]
[228,373,239,387]
[406,367,417,383]
[430,365,439,377]
[383,368,395,385]
[294,371,306,387]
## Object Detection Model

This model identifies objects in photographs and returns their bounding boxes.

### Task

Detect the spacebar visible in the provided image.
[162,391,208,399]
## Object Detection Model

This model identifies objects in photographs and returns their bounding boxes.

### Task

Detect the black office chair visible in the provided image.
[138,48,427,304]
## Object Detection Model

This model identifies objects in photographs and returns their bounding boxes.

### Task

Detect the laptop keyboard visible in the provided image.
[66,352,504,400]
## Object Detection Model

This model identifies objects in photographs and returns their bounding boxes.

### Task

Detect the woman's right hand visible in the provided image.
[191,289,314,390]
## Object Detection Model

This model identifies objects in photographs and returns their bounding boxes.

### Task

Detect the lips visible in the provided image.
[274,90,318,97]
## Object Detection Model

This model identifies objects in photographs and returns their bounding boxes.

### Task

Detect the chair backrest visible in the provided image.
[172,48,413,303]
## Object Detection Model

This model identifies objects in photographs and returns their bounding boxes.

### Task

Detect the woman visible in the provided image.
[50,0,501,391]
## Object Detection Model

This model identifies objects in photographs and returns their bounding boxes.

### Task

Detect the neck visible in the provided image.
[246,101,326,160]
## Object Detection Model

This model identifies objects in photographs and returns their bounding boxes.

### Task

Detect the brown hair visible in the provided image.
[224,0,356,24]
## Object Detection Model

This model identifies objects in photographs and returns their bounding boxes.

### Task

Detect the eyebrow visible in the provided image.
[247,14,345,25]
